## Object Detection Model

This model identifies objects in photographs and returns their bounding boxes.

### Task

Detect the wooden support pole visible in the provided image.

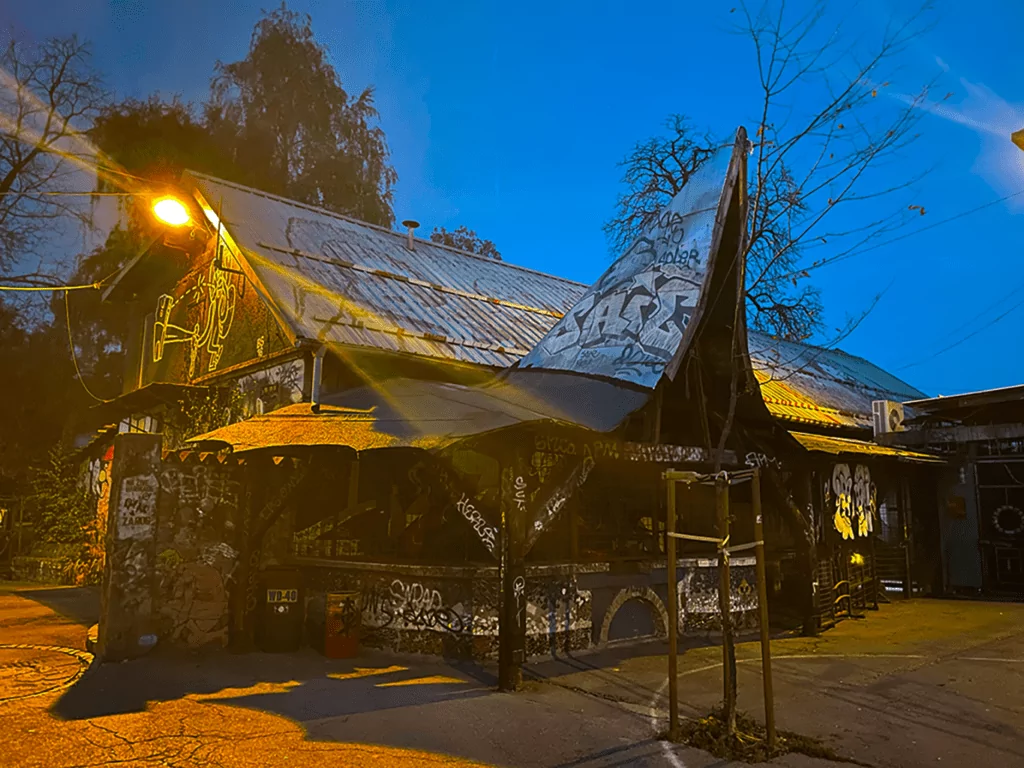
[716,476,737,734]
[752,469,777,752]
[665,472,679,741]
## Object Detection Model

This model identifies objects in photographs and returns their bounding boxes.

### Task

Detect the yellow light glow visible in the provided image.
[851,552,865,566]
[153,197,191,226]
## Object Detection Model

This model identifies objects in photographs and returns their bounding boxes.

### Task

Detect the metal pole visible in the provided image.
[716,477,736,734]
[665,472,679,741]
[752,469,776,751]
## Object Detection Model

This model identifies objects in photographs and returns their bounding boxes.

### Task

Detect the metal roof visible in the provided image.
[517,133,746,389]
[904,383,1024,412]
[185,171,588,369]
[182,170,923,433]
[788,431,945,464]
[748,332,927,429]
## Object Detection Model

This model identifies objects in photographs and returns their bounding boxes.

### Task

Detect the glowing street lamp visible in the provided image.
[152,196,191,227]
[1013,128,1024,152]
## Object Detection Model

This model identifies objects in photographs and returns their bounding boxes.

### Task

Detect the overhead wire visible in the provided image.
[63,290,114,404]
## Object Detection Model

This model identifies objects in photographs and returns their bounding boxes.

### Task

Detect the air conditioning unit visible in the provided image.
[872,400,905,436]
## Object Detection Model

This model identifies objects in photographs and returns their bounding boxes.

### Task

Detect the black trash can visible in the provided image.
[257,567,304,653]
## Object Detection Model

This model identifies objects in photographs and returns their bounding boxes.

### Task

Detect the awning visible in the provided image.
[187,376,602,454]
[789,431,945,464]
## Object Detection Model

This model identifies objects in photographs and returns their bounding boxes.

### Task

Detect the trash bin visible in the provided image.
[324,591,361,658]
[257,567,304,653]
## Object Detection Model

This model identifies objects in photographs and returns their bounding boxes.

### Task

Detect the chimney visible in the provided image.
[401,219,420,251]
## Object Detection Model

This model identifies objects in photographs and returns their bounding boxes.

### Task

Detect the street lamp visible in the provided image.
[1013,128,1024,152]
[152,196,191,227]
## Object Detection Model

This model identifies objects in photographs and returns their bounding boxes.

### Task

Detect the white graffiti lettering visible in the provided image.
[457,494,497,554]
[744,452,782,470]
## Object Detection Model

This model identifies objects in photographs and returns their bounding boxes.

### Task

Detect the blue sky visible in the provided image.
[4,0,1022,398]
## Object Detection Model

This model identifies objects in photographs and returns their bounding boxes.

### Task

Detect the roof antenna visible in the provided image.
[401,219,420,251]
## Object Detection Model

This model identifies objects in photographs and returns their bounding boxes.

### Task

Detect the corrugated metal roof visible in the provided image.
[748,331,926,429]
[788,431,945,463]
[183,171,923,432]
[186,171,588,369]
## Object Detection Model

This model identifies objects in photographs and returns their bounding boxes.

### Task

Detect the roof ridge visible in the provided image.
[182,169,589,289]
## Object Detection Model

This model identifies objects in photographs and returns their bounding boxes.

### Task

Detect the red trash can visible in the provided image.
[324,591,361,658]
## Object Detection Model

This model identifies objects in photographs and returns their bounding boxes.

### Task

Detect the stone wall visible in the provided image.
[98,434,246,660]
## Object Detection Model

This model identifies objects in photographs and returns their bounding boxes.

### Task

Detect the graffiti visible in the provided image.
[152,261,238,376]
[457,494,498,555]
[117,475,158,540]
[162,562,229,648]
[513,476,528,512]
[745,452,782,470]
[534,435,578,455]
[363,579,468,634]
[831,464,874,540]
[513,576,526,629]
[159,466,240,515]
[518,142,734,388]
[527,452,597,547]
[532,435,709,476]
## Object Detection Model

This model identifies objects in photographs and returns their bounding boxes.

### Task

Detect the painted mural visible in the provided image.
[828,463,877,540]
[142,245,289,387]
[518,135,744,388]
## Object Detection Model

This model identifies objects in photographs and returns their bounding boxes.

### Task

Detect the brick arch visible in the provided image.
[599,585,669,645]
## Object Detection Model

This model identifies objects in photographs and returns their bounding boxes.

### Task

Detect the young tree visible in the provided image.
[206,5,398,226]
[0,35,105,284]
[429,225,502,260]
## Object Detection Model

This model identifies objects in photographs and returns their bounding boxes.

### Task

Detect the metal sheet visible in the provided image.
[788,431,944,463]
[517,134,745,388]
[186,172,587,369]
[748,331,926,429]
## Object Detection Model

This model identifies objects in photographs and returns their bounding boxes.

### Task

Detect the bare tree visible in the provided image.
[0,36,105,285]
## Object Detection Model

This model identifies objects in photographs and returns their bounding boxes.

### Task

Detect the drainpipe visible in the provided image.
[311,345,327,414]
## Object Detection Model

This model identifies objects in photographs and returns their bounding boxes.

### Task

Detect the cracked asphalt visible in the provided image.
[0,584,713,768]
[4,583,1020,768]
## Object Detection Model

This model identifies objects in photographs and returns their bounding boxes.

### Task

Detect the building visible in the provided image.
[878,386,1024,598]
[83,130,943,672]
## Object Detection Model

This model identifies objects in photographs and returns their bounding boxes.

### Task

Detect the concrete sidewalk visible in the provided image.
[529,600,1024,768]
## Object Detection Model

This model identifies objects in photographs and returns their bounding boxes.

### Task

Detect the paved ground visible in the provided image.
[531,599,1024,768]
[2,582,1021,767]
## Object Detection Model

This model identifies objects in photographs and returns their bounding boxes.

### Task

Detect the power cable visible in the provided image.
[63,290,114,404]
[897,293,1024,370]
[0,282,100,292]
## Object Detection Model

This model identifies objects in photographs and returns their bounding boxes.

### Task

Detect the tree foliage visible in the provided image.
[206,4,397,226]
[429,225,502,260]
[88,95,239,190]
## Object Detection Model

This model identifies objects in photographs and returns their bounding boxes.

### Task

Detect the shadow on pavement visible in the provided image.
[52,646,493,724]
[2,586,100,627]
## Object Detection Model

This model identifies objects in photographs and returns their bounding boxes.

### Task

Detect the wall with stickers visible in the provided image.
[139,243,290,388]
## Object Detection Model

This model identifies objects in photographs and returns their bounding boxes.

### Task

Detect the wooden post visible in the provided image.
[752,469,776,751]
[499,464,525,691]
[17,497,24,556]
[901,478,913,599]
[665,472,679,741]
[569,496,579,562]
[716,476,737,734]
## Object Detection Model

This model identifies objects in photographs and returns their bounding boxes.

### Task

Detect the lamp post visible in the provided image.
[1013,129,1024,152]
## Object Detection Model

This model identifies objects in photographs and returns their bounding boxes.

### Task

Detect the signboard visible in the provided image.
[266,589,299,604]
[117,475,158,540]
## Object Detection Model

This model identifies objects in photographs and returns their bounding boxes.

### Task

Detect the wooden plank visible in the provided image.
[877,423,1024,446]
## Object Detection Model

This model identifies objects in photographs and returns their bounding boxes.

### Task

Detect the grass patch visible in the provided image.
[668,706,869,765]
